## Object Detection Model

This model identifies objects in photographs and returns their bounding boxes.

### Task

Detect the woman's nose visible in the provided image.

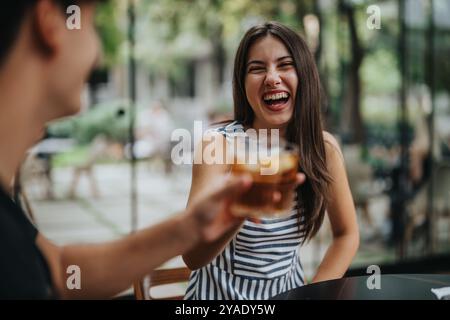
[264,69,281,87]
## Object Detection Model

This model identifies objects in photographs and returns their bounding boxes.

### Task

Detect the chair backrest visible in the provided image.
[134,267,191,300]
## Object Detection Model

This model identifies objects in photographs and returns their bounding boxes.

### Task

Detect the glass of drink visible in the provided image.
[229,135,299,219]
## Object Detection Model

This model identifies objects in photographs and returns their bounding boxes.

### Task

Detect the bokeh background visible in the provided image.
[19,0,450,297]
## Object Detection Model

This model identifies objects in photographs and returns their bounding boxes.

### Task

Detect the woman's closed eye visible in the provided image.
[248,66,266,73]
[247,61,294,73]
[279,62,294,69]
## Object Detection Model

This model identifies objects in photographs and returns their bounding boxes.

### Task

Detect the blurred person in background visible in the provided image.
[388,92,432,250]
[132,100,175,174]
[0,0,256,299]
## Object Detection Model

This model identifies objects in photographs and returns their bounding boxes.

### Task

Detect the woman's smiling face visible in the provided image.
[245,35,298,131]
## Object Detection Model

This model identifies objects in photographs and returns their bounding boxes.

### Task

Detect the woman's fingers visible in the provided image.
[249,217,261,224]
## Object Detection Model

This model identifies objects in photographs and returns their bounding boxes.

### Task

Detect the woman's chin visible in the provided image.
[260,109,293,129]
[261,116,290,130]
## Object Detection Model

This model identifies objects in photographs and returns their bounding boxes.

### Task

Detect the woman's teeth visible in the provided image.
[263,92,289,101]
[263,92,290,106]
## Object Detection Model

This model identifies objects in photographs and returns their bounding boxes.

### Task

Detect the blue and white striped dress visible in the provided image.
[185,121,305,300]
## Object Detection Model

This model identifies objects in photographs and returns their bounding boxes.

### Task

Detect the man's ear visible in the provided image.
[31,0,66,59]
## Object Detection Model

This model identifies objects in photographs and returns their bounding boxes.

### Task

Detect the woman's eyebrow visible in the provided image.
[247,56,293,66]
[277,55,293,61]
[247,60,265,67]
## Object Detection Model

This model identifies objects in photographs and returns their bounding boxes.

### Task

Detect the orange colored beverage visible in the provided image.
[231,151,298,218]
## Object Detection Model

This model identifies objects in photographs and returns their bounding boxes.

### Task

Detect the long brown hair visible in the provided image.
[232,21,332,244]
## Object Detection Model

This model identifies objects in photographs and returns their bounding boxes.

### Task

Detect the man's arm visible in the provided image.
[37,211,196,299]
[37,175,252,299]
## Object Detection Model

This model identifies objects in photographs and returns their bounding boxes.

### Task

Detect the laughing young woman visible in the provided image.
[182,21,359,300]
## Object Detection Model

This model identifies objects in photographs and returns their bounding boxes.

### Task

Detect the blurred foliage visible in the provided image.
[95,0,124,67]
[52,145,90,168]
[366,122,403,148]
[361,49,400,94]
[89,0,450,147]
[134,0,310,80]
[48,101,130,145]
[431,32,450,93]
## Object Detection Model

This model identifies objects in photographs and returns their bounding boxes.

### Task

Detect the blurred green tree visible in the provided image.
[95,0,124,67]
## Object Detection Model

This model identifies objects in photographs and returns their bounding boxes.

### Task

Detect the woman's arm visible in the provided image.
[310,133,360,283]
[182,133,245,270]
[36,173,252,299]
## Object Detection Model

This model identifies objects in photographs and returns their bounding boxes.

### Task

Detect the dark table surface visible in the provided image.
[272,274,450,300]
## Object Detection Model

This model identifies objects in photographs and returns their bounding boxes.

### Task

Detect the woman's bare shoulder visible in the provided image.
[323,131,344,163]
[193,132,230,175]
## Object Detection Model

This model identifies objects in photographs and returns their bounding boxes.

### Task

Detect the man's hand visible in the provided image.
[185,172,307,239]
[248,172,306,224]
[184,174,253,242]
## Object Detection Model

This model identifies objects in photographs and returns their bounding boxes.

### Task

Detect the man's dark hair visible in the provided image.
[0,0,100,66]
